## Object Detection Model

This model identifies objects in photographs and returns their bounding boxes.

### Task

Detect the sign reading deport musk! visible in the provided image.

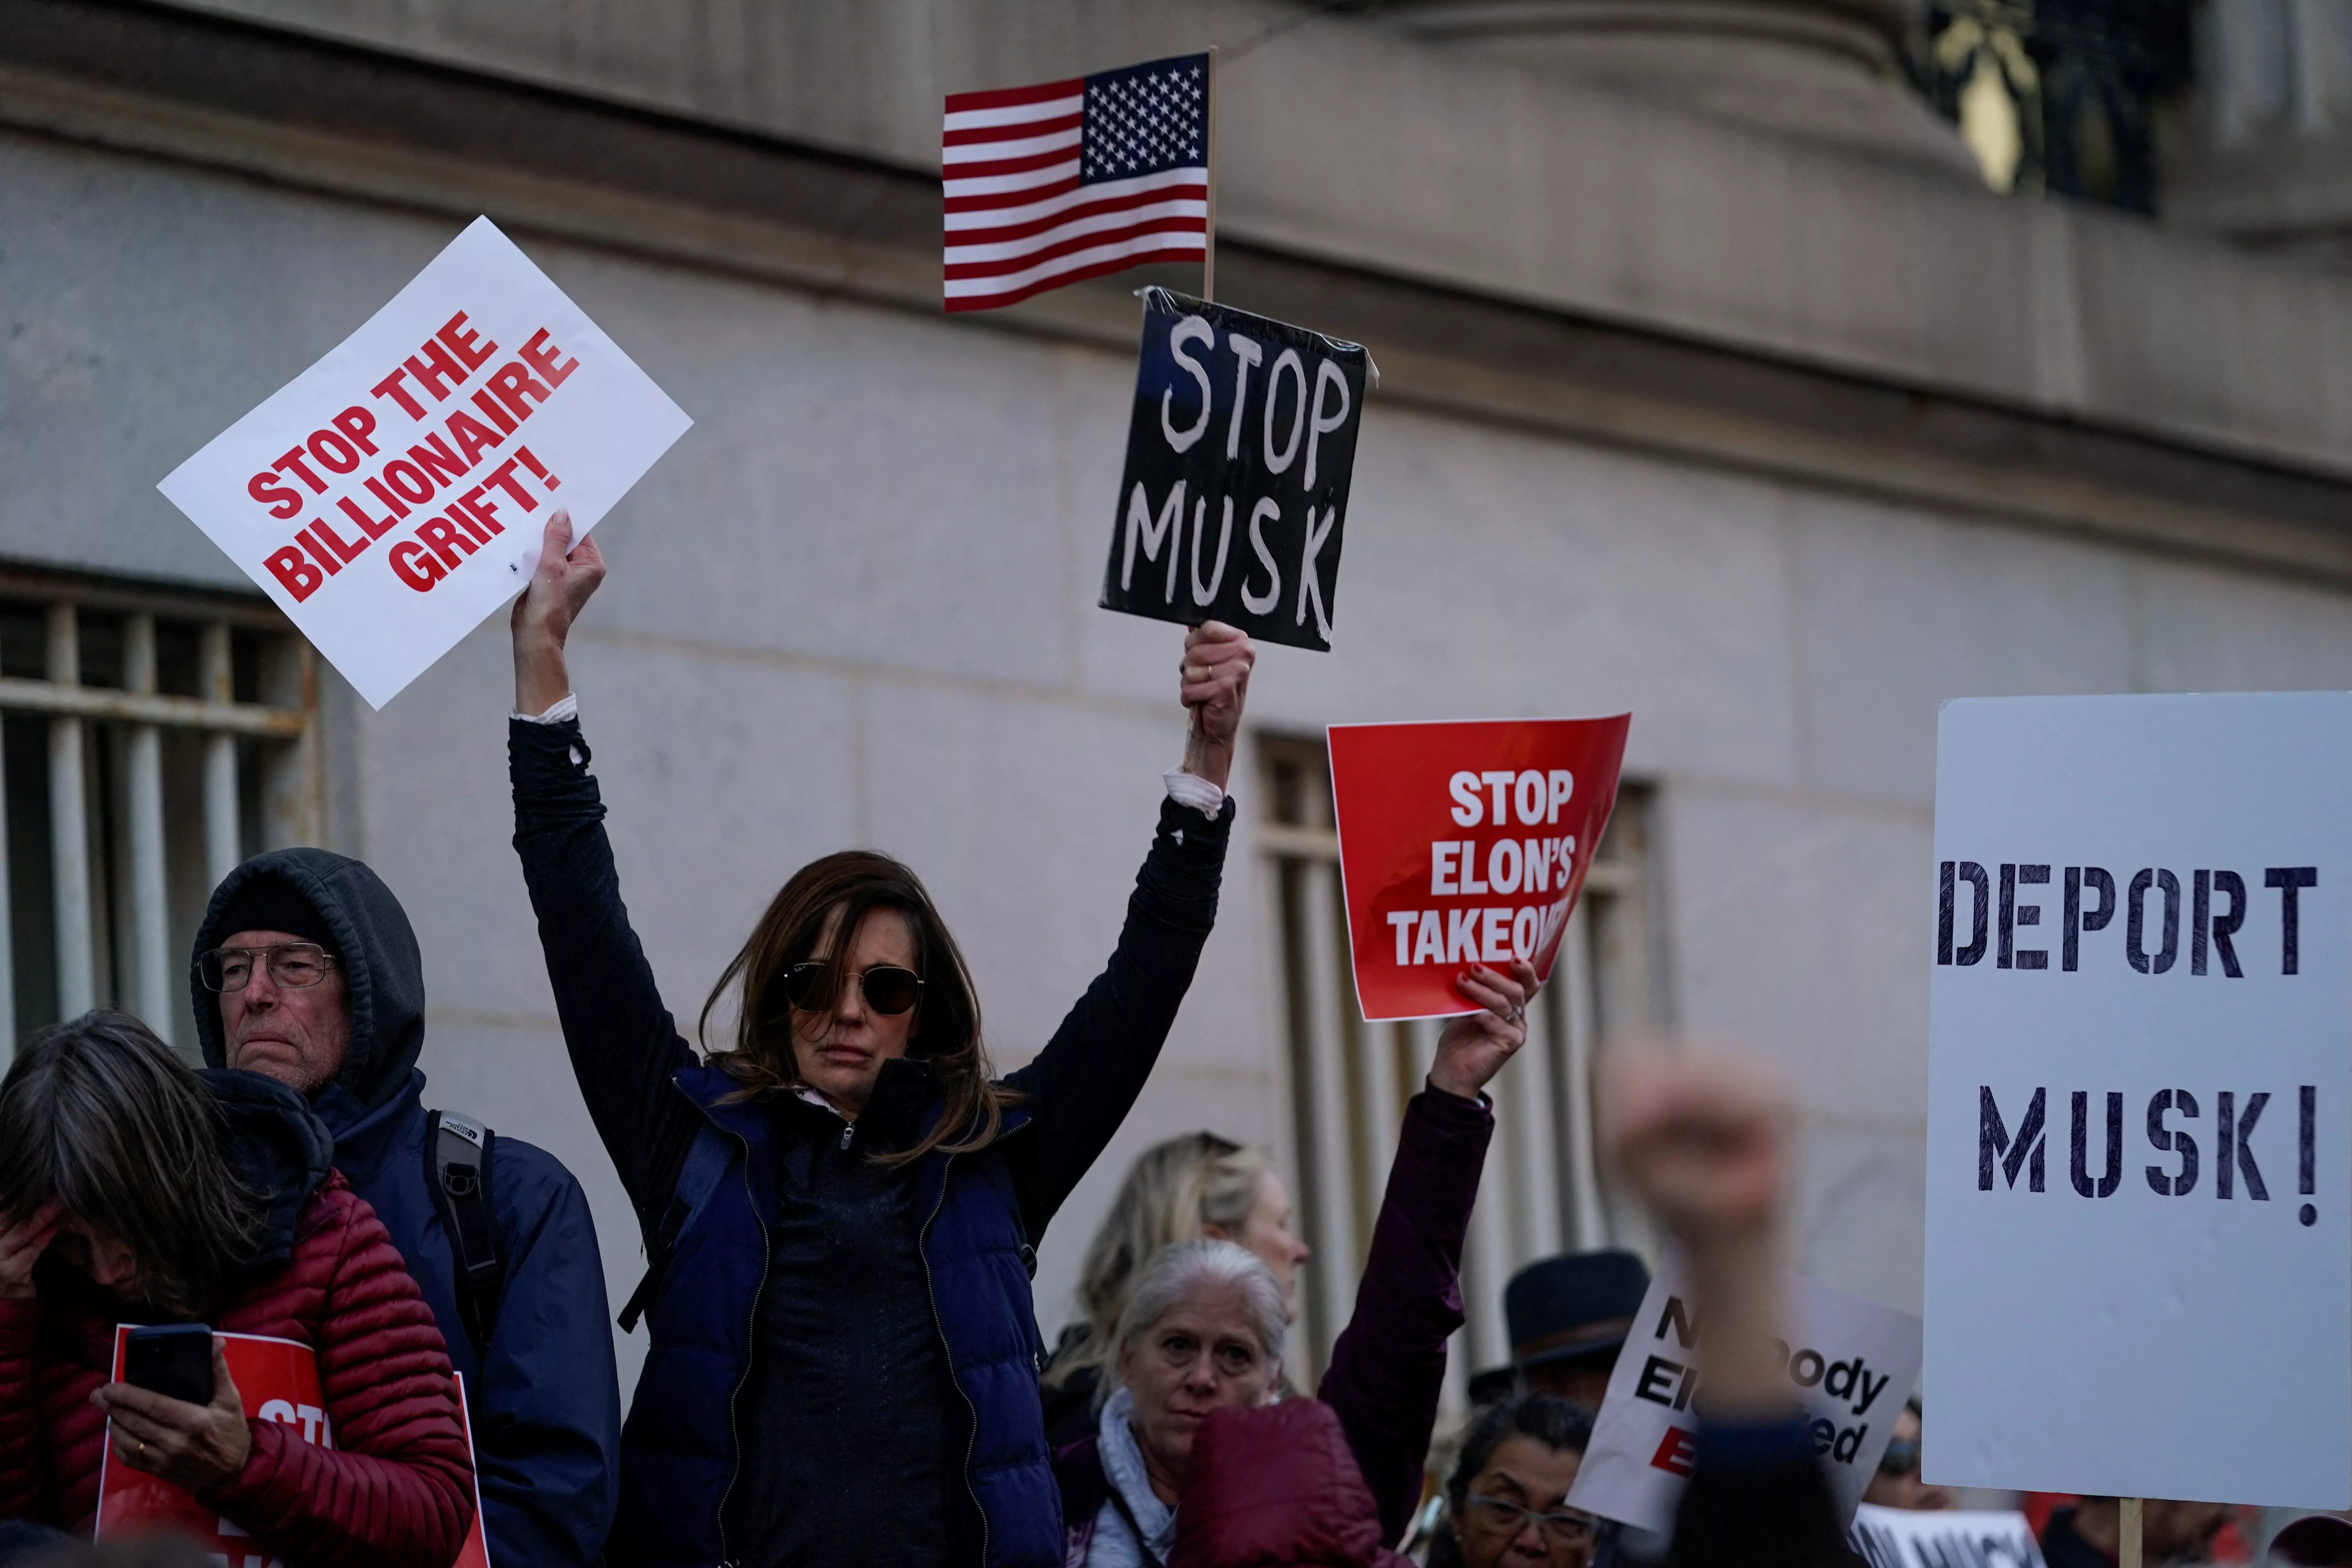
[158,216,691,709]
[1926,693,2352,1509]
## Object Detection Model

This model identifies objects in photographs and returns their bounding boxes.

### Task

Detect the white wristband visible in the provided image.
[1163,769,1227,820]
[512,694,579,725]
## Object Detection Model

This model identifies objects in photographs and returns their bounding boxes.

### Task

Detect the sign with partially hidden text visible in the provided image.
[1568,1247,1920,1534]
[1327,717,1629,1020]
[1927,694,2352,1508]
[1847,1506,2044,1568]
[1100,289,1367,651]
[96,1328,490,1568]
[159,216,692,708]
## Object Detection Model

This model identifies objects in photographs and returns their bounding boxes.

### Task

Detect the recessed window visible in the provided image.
[1257,734,1665,1391]
[0,571,319,1060]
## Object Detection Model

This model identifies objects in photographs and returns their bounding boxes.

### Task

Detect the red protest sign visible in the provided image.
[97,1327,490,1568]
[1328,717,1630,1021]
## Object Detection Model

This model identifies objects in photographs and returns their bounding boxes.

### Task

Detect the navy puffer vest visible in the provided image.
[614,1062,1059,1568]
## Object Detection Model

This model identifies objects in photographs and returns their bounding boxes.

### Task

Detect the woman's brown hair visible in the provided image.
[699,850,1017,1165]
[0,1009,267,1319]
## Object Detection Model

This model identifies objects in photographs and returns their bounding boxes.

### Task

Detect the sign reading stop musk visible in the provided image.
[1328,717,1629,1020]
[1100,289,1367,651]
[158,217,691,709]
[1927,694,2352,1509]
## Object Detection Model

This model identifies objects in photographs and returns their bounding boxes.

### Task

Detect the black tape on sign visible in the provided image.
[1100,289,1368,651]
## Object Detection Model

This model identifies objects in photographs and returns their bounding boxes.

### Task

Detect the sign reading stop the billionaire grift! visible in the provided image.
[157,215,691,709]
[1327,716,1630,1021]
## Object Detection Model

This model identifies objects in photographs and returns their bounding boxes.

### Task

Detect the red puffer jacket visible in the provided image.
[1167,1399,1411,1568]
[0,1172,476,1568]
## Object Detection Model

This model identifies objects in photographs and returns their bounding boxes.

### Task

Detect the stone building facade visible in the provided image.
[7,0,2352,1404]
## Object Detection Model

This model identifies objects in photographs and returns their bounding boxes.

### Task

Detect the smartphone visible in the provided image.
[124,1323,215,1407]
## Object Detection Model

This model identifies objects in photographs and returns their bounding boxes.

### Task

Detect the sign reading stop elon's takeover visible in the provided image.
[1926,694,2352,1509]
[1327,717,1629,1021]
[158,216,691,709]
[1100,289,1368,652]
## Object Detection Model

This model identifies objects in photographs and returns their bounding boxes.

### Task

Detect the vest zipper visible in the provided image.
[709,1122,768,1568]
[919,1151,990,1566]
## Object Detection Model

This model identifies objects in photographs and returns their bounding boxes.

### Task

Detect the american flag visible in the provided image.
[943,53,1211,313]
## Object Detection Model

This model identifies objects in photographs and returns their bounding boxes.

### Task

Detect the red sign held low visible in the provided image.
[1328,716,1631,1021]
[96,1326,490,1568]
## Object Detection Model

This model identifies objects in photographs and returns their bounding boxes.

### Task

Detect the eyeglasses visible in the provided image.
[1878,1438,1920,1478]
[1145,1329,1262,1379]
[198,943,338,993]
[777,962,924,1016]
[1465,1495,1594,1548]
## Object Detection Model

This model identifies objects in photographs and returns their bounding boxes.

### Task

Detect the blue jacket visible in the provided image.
[629,1065,1055,1568]
[509,715,1234,1568]
[194,849,623,1568]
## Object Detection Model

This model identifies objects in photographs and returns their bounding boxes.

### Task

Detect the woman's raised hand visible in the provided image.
[511,508,607,716]
[1601,1051,1787,1244]
[1178,621,1255,794]
[0,1201,59,1300]
[1429,959,1538,1101]
[1600,1050,1793,1416]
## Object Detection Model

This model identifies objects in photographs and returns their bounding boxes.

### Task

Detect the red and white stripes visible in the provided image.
[944,77,1208,312]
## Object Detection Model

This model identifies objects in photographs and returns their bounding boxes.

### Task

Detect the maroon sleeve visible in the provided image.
[0,1295,44,1520]
[1315,1086,1494,1545]
[204,1196,476,1568]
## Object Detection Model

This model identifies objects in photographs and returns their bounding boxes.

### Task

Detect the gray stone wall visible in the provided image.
[11,0,2352,1402]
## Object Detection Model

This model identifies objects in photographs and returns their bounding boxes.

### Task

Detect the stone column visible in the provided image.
[1371,0,1980,177]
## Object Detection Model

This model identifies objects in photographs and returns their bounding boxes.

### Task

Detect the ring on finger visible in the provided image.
[1504,1005,1525,1025]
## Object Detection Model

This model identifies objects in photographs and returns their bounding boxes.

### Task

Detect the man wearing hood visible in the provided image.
[191,848,621,1568]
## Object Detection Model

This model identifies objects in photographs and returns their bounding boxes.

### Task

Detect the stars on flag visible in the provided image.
[1080,59,1208,181]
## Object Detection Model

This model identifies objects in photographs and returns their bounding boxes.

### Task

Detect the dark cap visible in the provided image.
[208,875,338,955]
[1468,1249,1652,1400]
[2274,1515,2352,1568]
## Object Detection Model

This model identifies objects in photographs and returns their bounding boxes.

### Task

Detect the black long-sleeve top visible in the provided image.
[507,715,1234,1246]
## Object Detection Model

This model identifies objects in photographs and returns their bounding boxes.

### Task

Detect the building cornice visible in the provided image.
[7,0,2352,590]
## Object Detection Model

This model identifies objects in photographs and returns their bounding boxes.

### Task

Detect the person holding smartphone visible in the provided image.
[0,1010,476,1568]
[505,510,1255,1568]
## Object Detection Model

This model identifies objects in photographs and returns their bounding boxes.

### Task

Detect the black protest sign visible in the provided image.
[1100,290,1367,651]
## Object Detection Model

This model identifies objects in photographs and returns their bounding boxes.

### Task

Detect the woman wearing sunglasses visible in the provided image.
[504,512,1254,1568]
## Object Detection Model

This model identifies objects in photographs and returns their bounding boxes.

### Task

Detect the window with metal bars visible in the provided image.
[0,570,320,1062]
[1258,734,1665,1395]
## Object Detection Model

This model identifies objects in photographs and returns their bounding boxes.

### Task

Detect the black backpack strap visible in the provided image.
[617,1122,737,1333]
[425,1109,506,1357]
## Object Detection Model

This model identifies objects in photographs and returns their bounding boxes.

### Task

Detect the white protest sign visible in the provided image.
[1566,1245,1920,1534]
[1926,695,2352,1508]
[1847,1505,2044,1568]
[159,216,691,709]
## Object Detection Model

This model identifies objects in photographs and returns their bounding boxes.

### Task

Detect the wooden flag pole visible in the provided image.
[1202,45,1218,303]
[2119,1498,2143,1568]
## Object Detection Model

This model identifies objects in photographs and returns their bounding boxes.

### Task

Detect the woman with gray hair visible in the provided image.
[1040,1133,1309,1445]
[0,1010,477,1568]
[1055,959,1541,1564]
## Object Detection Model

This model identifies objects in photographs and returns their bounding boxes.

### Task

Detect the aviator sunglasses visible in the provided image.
[777,961,924,1016]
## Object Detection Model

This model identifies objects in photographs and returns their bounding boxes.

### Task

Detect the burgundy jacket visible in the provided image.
[0,1172,478,1568]
[1057,1084,1492,1549]
[1167,1400,1407,1568]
